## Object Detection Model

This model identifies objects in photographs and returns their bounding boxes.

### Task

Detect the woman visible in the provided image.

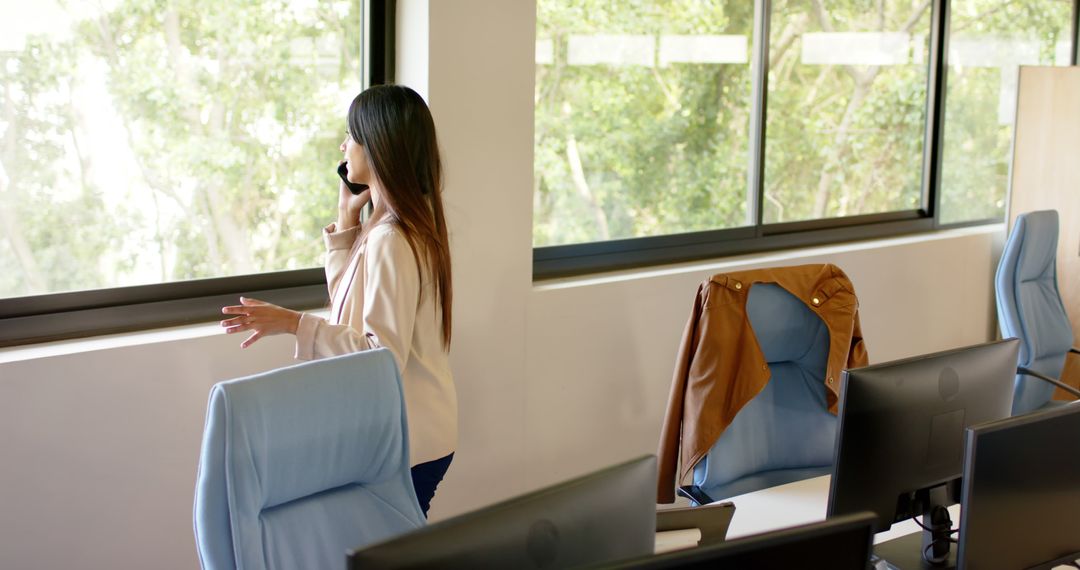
[220,85,456,516]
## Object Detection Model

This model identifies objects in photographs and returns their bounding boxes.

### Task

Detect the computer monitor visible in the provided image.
[827,338,1019,568]
[958,402,1080,569]
[594,512,876,570]
[347,455,657,569]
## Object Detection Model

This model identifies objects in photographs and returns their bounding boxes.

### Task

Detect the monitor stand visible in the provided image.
[873,487,956,570]
[874,531,956,570]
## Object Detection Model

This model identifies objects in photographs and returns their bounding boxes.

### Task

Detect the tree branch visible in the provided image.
[651,65,682,110]
[949,3,1009,33]
[93,6,255,273]
[564,126,610,241]
[162,7,204,129]
[0,80,48,293]
[804,0,930,219]
[809,0,867,84]
[900,0,933,34]
[769,14,809,70]
[811,75,875,218]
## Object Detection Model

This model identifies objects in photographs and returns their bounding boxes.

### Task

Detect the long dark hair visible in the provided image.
[347,85,452,348]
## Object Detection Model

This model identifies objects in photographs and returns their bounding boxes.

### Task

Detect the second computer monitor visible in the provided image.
[958,402,1080,569]
[827,338,1019,532]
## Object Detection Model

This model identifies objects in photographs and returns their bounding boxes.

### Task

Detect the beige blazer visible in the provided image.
[295,222,457,467]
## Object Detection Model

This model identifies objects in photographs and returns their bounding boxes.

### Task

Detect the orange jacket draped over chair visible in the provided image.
[656,264,869,503]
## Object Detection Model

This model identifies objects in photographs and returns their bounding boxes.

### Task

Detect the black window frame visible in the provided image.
[0,0,396,348]
[532,0,1080,279]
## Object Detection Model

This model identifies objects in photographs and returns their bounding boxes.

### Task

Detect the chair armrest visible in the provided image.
[656,501,736,547]
[1017,366,1080,400]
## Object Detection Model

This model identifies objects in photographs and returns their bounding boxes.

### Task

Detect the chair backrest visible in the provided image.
[995,210,1075,415]
[693,283,835,496]
[193,349,424,570]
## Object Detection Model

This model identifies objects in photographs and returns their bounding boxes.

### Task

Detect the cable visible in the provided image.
[914,510,958,565]
[913,514,959,535]
[921,536,958,565]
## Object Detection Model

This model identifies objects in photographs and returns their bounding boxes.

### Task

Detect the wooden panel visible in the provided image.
[1010,66,1080,396]
[1058,355,1080,400]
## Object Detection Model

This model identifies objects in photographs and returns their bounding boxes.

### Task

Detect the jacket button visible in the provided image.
[734,282,742,290]
[812,297,821,305]
[826,376,834,384]
[762,364,768,370]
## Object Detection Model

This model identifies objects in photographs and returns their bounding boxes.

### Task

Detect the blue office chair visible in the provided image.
[193,349,425,570]
[995,209,1080,416]
[689,283,836,503]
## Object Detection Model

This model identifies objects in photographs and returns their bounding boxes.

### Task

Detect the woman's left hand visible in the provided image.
[220,297,301,349]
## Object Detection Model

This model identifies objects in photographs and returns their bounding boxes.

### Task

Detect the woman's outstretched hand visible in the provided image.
[220,297,301,348]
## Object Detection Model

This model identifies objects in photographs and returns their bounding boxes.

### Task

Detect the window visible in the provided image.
[764,1,931,223]
[533,0,1079,277]
[938,0,1074,224]
[0,1,361,299]
[0,0,394,347]
[1,1,1076,345]
[534,2,756,247]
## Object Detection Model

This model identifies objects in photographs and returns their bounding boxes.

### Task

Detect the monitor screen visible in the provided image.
[827,339,1019,566]
[594,512,876,570]
[958,403,1080,569]
[348,455,657,570]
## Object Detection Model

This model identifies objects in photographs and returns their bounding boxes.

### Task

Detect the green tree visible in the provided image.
[764,0,931,223]
[534,0,1071,246]
[0,38,125,296]
[535,0,754,246]
[940,0,1071,223]
[0,0,361,298]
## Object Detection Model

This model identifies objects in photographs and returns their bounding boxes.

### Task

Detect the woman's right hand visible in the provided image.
[337,167,371,231]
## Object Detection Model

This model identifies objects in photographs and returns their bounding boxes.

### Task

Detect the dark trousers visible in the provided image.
[410,452,454,517]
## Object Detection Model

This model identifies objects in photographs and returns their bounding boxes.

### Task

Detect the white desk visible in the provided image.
[655,476,1075,569]
[721,475,958,544]
[655,475,959,552]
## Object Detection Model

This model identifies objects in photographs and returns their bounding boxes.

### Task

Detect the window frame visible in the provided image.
[0,0,396,348]
[532,0,1080,279]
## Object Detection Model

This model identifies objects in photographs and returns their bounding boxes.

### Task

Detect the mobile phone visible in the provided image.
[337,161,368,195]
[676,485,716,506]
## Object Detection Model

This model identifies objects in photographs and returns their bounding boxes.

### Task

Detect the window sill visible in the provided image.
[0,224,1004,363]
[0,309,331,365]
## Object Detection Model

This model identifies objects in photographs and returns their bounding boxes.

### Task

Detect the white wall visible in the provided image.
[0,2,1006,569]
[395,0,428,99]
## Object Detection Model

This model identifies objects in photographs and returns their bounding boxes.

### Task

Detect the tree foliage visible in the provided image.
[0,0,360,297]
[0,1,1071,296]
[534,0,1071,246]
[940,0,1072,223]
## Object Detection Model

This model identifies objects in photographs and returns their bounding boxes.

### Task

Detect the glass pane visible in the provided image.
[764,0,931,224]
[0,0,361,298]
[534,1,754,247]
[939,0,1072,224]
